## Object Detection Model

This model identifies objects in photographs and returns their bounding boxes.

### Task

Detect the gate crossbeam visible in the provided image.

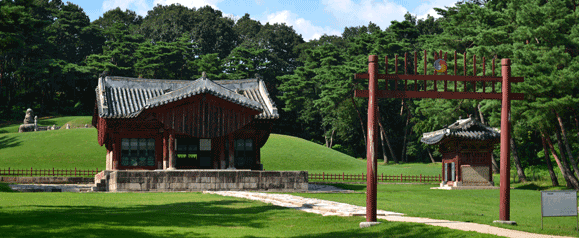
[355,52,523,225]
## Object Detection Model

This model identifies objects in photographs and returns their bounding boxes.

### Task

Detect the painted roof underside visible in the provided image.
[95,76,279,119]
[420,117,500,145]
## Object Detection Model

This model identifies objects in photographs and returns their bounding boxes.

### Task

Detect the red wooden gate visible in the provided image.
[355,51,524,223]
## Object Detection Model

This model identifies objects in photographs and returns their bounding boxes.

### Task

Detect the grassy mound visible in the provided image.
[262,134,441,175]
[261,134,368,173]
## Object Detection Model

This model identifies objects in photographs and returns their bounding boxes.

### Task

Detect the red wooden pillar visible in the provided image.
[106,148,112,170]
[111,136,120,170]
[163,131,168,169]
[366,55,378,222]
[219,137,226,169]
[168,131,175,170]
[255,133,261,169]
[228,133,235,168]
[499,59,512,221]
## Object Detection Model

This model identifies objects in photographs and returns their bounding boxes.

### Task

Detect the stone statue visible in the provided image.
[18,109,35,133]
[23,108,34,124]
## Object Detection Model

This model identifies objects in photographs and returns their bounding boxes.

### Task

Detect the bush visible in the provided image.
[332,144,356,157]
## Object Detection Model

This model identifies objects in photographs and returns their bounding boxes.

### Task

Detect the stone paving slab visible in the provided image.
[9,184,94,192]
[205,190,573,238]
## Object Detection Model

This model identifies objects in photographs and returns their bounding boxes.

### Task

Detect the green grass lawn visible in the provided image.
[293,183,579,237]
[0,129,105,170]
[0,191,504,238]
[0,116,93,134]
[0,120,442,177]
[262,134,441,176]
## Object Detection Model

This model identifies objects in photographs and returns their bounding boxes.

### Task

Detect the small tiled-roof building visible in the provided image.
[421,117,499,187]
[92,74,278,171]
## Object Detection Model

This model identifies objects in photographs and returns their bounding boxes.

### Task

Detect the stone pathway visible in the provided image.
[205,186,574,238]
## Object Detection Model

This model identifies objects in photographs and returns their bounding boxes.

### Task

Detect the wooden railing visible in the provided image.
[309,172,442,183]
[0,167,100,177]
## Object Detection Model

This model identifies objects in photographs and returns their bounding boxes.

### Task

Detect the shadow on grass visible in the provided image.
[514,183,570,191]
[289,222,486,238]
[0,199,286,238]
[0,194,494,238]
[0,135,20,150]
[326,183,367,191]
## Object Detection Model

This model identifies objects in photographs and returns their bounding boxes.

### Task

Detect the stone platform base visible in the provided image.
[99,170,308,192]
[431,185,498,190]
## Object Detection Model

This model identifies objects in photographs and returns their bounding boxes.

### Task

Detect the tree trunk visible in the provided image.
[574,115,579,152]
[509,127,527,182]
[477,102,485,124]
[350,92,366,148]
[380,126,389,164]
[324,130,335,148]
[541,135,560,187]
[401,100,411,163]
[426,147,435,163]
[508,113,527,182]
[491,151,500,174]
[378,116,398,164]
[554,110,579,174]
[555,128,579,181]
[542,129,579,189]
[329,129,335,148]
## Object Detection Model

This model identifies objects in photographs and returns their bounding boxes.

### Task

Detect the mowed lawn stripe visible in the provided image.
[0,192,503,238]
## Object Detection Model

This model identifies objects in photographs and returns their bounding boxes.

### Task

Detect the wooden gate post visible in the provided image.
[366,55,379,222]
[499,59,512,222]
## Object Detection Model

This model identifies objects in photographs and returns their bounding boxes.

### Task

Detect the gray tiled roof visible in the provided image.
[95,75,279,119]
[420,117,500,145]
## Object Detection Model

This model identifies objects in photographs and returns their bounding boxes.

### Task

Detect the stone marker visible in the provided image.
[66,124,70,129]
[23,108,34,124]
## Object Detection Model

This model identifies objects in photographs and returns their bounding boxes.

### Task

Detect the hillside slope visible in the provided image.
[261,134,366,173]
[0,127,440,175]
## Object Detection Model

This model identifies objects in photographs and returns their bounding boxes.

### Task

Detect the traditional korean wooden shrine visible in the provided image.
[421,116,500,188]
[91,73,308,193]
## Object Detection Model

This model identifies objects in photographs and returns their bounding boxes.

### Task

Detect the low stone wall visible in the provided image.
[0,176,93,184]
[106,170,308,192]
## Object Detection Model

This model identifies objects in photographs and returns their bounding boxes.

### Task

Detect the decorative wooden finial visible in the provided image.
[202,71,207,78]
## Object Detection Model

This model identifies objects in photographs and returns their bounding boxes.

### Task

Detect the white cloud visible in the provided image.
[322,0,460,29]
[102,0,151,17]
[265,10,342,41]
[412,0,459,20]
[321,0,407,30]
[102,0,225,18]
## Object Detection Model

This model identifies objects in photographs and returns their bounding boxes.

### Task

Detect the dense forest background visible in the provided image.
[2,0,579,187]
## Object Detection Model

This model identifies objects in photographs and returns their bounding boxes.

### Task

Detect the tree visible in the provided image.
[86,22,144,78]
[134,35,194,80]
[191,6,237,59]
[233,13,262,47]
[278,43,353,143]
[192,53,226,80]
[138,3,197,43]
[224,46,269,80]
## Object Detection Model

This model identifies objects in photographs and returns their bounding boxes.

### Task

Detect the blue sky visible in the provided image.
[67,0,461,41]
